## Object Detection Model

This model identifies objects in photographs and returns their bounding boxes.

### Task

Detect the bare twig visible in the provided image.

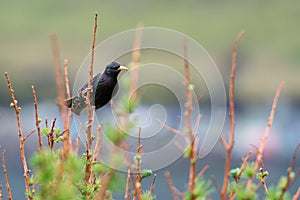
[184,39,197,198]
[149,174,157,194]
[130,23,143,103]
[31,85,43,150]
[235,151,252,183]
[211,175,221,195]
[85,12,98,185]
[0,185,3,200]
[51,33,67,127]
[279,143,300,200]
[124,169,131,200]
[134,127,143,200]
[293,187,300,200]
[247,81,284,189]
[49,118,57,150]
[220,30,245,200]
[63,59,72,155]
[2,151,12,200]
[165,171,179,200]
[95,171,113,200]
[23,130,36,142]
[157,120,186,137]
[195,165,209,181]
[4,72,32,200]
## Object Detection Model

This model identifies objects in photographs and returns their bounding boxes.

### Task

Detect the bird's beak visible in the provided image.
[118,65,128,71]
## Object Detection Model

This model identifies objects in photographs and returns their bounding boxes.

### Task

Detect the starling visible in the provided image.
[65,62,128,115]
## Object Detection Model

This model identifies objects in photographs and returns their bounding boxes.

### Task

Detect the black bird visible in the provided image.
[65,62,128,115]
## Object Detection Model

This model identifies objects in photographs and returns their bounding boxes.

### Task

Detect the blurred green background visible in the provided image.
[1,0,300,104]
[1,0,300,199]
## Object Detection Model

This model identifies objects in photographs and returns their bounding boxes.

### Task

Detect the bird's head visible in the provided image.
[104,62,128,77]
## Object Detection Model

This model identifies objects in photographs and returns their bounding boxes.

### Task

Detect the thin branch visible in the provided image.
[211,175,221,195]
[184,39,197,197]
[165,171,179,200]
[63,59,72,155]
[4,72,32,200]
[31,85,43,150]
[0,185,2,200]
[134,127,143,200]
[85,12,98,186]
[247,81,285,189]
[130,23,143,103]
[279,143,300,200]
[195,165,209,181]
[236,151,252,183]
[220,30,245,200]
[149,174,157,194]
[93,125,102,161]
[293,187,300,200]
[2,151,12,200]
[157,119,186,137]
[23,130,36,142]
[124,169,131,200]
[51,33,67,128]
[48,118,57,150]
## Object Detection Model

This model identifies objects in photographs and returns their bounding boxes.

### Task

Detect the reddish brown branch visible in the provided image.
[51,33,67,127]
[165,171,179,200]
[63,59,72,155]
[149,174,157,194]
[85,12,98,186]
[2,151,12,200]
[4,72,32,200]
[220,30,245,200]
[130,23,143,103]
[184,39,197,198]
[293,187,300,200]
[31,85,43,150]
[0,185,3,200]
[247,82,284,189]
[235,151,252,183]
[279,143,300,200]
[23,130,36,142]
[134,127,143,200]
[124,169,131,200]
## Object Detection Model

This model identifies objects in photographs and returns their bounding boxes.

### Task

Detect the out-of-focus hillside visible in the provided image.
[0,0,300,104]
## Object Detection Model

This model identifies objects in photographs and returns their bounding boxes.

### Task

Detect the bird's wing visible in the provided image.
[78,73,102,95]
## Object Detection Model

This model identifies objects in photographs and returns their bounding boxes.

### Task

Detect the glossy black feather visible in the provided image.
[65,62,127,115]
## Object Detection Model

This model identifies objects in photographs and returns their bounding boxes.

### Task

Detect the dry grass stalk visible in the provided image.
[31,85,43,150]
[4,72,32,200]
[220,30,245,200]
[246,81,284,190]
[2,151,12,200]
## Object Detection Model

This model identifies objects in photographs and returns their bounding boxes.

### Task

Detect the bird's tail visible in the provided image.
[64,96,87,115]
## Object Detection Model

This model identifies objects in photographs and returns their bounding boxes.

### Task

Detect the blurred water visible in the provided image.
[0,101,299,199]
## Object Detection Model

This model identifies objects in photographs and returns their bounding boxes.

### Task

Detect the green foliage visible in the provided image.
[142,191,156,200]
[31,151,83,200]
[141,169,153,179]
[185,178,213,200]
[244,162,255,178]
[230,167,240,179]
